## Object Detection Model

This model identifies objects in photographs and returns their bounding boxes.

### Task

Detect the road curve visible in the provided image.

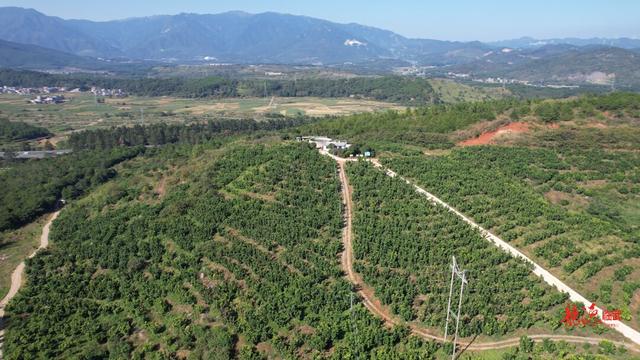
[0,211,60,356]
[330,154,640,353]
[370,159,640,348]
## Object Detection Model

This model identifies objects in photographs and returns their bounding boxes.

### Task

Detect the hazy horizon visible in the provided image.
[1,0,639,42]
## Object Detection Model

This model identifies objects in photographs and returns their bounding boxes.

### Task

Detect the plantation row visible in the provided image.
[346,161,569,337]
[4,144,441,359]
[384,145,640,321]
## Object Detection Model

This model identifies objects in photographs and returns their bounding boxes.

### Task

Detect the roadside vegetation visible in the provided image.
[347,161,573,336]
[383,141,640,329]
[66,118,312,150]
[3,143,441,359]
[2,91,640,358]
[0,213,50,299]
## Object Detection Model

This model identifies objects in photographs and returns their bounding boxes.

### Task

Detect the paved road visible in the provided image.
[328,152,640,353]
[0,150,71,159]
[369,158,640,347]
[0,211,60,357]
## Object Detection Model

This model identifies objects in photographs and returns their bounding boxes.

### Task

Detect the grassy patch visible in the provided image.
[0,212,50,299]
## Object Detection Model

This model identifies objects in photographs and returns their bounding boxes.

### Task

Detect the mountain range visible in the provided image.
[1,7,487,64]
[0,6,639,88]
[448,45,640,88]
[489,37,640,50]
[0,6,602,65]
[0,39,116,70]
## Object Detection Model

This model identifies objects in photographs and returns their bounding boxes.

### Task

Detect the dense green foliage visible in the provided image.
[297,100,519,150]
[0,69,437,103]
[384,145,640,320]
[0,118,50,142]
[4,143,441,359]
[67,118,314,150]
[0,147,143,231]
[253,76,437,103]
[503,83,612,100]
[295,92,640,151]
[347,161,568,337]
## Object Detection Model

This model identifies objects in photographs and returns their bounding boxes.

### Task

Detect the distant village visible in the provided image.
[0,85,129,104]
[29,95,67,104]
[393,66,580,89]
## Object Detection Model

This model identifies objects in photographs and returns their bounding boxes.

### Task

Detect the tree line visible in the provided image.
[67,117,315,150]
[0,69,438,104]
[0,118,51,143]
[0,146,144,231]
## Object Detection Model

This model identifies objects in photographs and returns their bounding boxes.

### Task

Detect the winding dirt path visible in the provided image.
[332,156,640,353]
[0,211,60,356]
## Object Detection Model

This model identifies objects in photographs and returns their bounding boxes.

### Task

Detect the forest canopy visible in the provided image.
[0,118,50,143]
[0,69,437,104]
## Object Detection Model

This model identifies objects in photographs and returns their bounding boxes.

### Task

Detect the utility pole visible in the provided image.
[140,108,144,125]
[444,256,468,360]
[611,74,616,92]
[293,74,297,96]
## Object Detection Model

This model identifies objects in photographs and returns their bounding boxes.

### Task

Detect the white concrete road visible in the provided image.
[371,159,640,347]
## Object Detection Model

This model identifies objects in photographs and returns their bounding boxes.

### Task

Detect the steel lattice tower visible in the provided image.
[444,256,468,360]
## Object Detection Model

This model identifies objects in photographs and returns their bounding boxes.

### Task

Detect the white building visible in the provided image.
[297,136,351,151]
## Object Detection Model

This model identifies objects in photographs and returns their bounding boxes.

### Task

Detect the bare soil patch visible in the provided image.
[458,122,530,146]
[579,180,608,188]
[544,190,589,208]
[154,176,167,198]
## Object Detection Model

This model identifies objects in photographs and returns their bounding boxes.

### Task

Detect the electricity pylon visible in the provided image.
[444,256,467,360]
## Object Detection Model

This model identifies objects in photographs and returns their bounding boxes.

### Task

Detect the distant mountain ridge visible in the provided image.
[0,39,109,69]
[0,7,122,57]
[0,6,639,89]
[489,36,640,50]
[446,45,640,89]
[0,7,494,64]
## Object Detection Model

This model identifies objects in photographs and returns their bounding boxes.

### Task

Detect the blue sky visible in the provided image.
[1,0,639,41]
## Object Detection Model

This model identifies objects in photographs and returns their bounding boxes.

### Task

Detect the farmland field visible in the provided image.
[0,93,403,135]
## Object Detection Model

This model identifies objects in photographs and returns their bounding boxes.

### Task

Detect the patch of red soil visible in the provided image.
[458,122,530,146]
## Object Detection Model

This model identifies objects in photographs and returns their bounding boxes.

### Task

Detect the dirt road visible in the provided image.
[332,156,639,353]
[0,211,60,356]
